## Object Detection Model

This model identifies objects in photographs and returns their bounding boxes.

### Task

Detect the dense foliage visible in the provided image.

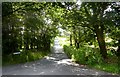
[2,2,60,65]
[60,2,120,61]
[2,2,59,55]
[64,45,119,74]
[64,45,103,65]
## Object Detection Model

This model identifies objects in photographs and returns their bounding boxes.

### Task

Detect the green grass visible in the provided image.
[2,50,50,66]
[89,63,119,74]
[57,36,70,47]
[63,45,120,74]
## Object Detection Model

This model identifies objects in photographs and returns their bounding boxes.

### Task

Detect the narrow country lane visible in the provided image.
[2,38,116,76]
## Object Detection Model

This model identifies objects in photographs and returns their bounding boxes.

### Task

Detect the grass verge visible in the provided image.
[63,45,120,74]
[2,50,50,66]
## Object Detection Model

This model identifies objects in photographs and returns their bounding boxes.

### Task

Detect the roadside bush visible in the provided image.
[63,45,103,65]
[63,45,74,58]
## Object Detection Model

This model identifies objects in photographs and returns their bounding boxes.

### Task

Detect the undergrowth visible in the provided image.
[63,45,119,74]
[2,50,50,66]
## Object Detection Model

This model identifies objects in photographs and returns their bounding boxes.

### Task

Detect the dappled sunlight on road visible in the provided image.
[45,56,56,60]
[54,59,79,67]
[55,59,73,65]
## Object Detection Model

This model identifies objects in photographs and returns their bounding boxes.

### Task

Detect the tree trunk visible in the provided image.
[30,40,33,49]
[94,25,107,59]
[77,29,81,49]
[117,40,120,73]
[73,26,77,47]
[25,36,29,50]
[74,38,77,47]
[76,40,80,49]
[47,39,51,51]
[116,40,120,57]
[70,34,72,46]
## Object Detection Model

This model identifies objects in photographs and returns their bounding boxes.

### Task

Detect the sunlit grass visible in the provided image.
[57,36,70,47]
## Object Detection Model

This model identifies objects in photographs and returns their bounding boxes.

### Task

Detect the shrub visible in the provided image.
[63,45,103,65]
[64,45,119,74]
